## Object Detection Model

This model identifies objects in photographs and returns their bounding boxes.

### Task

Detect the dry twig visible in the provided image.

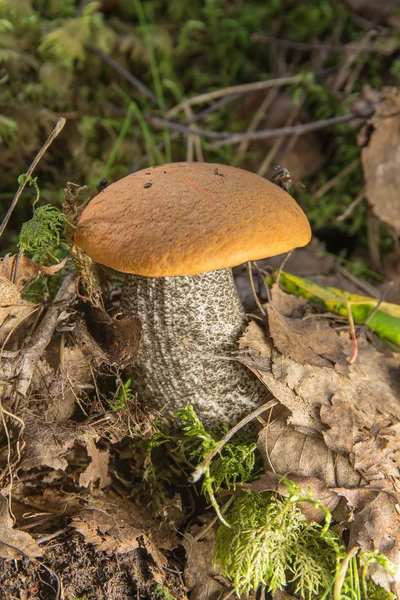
[167,74,305,117]
[86,43,159,105]
[0,118,66,237]
[313,158,361,199]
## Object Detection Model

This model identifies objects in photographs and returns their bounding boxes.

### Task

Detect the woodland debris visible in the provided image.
[18,416,111,489]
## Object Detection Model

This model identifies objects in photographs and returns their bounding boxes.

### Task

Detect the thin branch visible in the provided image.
[363,281,393,326]
[0,117,66,237]
[190,400,278,484]
[87,43,159,105]
[257,93,306,177]
[313,158,361,199]
[346,298,358,364]
[238,88,280,156]
[211,112,368,148]
[336,188,365,221]
[251,33,392,54]
[276,251,293,288]
[167,74,305,117]
[130,95,239,172]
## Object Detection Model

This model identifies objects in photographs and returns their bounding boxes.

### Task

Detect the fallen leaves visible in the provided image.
[239,282,400,569]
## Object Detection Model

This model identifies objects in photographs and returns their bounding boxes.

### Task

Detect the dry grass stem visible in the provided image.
[0,117,66,237]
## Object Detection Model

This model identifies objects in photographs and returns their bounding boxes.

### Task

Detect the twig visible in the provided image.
[313,158,361,199]
[251,33,390,54]
[252,262,272,303]
[193,495,235,542]
[183,104,204,163]
[0,117,66,237]
[257,93,306,177]
[190,400,278,483]
[238,88,280,156]
[276,251,293,288]
[345,298,358,364]
[210,113,368,148]
[344,32,377,96]
[36,528,70,545]
[149,112,368,145]
[167,74,305,117]
[130,95,239,172]
[363,281,393,326]
[247,261,266,316]
[336,188,365,221]
[333,30,375,93]
[338,266,380,298]
[86,43,159,105]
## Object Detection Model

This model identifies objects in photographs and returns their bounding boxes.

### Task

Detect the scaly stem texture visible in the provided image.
[121,269,267,426]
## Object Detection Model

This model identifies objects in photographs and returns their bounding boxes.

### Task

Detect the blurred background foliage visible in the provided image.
[1,0,400,263]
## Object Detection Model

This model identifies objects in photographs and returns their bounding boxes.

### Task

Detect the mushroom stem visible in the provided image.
[121,269,267,426]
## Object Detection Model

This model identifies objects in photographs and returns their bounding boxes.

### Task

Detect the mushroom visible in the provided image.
[74,162,311,426]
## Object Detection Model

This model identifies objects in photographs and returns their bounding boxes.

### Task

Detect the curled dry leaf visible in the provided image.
[361,87,400,234]
[86,306,141,365]
[0,253,68,291]
[257,418,361,490]
[0,495,41,560]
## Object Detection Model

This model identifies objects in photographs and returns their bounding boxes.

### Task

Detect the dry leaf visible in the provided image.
[182,524,228,600]
[0,253,68,291]
[257,418,361,490]
[349,493,400,563]
[0,275,38,347]
[266,307,348,369]
[0,495,41,560]
[361,87,400,233]
[71,489,176,570]
[79,437,111,489]
[320,397,400,484]
[18,417,111,490]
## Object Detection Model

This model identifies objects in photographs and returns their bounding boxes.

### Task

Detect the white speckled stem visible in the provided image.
[120,269,268,427]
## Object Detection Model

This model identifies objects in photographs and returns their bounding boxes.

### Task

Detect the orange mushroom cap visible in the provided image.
[74,162,311,277]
